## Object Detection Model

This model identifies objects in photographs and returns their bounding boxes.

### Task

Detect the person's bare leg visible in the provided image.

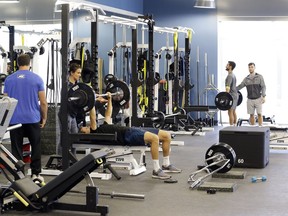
[144,132,159,160]
[157,130,171,157]
[144,131,171,178]
[250,114,255,125]
[228,109,234,125]
[233,110,237,125]
[258,114,263,126]
[158,130,181,173]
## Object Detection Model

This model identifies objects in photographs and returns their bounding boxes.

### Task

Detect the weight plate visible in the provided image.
[215,92,233,111]
[237,91,243,106]
[98,102,121,118]
[151,111,165,129]
[104,74,117,86]
[106,80,130,107]
[68,83,95,113]
[81,67,93,83]
[0,73,7,82]
[205,142,236,173]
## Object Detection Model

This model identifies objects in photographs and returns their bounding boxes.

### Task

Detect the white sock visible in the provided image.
[163,156,170,167]
[153,160,161,171]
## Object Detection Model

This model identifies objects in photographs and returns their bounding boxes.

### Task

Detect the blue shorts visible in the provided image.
[124,127,159,146]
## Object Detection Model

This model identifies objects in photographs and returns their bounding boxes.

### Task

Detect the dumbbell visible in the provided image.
[251,176,267,183]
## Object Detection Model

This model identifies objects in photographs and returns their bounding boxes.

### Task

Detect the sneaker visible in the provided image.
[31,174,44,183]
[162,164,182,173]
[152,169,171,179]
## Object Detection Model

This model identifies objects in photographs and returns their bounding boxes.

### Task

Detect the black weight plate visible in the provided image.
[68,83,95,113]
[98,101,121,118]
[106,80,130,107]
[151,111,165,129]
[205,142,236,173]
[154,72,161,84]
[215,92,233,110]
[237,91,243,106]
[0,73,7,82]
[81,67,93,83]
[104,74,117,86]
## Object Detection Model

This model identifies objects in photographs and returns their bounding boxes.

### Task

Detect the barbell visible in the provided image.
[188,142,236,189]
[67,80,130,115]
[214,91,243,111]
[68,91,123,102]
[151,107,186,129]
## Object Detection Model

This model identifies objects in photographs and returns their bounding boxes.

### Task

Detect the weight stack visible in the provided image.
[41,104,60,155]
[219,126,270,168]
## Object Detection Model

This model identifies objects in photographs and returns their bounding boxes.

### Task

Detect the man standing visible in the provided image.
[4,54,48,181]
[225,61,238,126]
[237,62,266,126]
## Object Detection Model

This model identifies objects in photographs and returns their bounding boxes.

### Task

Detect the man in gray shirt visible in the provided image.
[225,61,238,126]
[236,62,266,126]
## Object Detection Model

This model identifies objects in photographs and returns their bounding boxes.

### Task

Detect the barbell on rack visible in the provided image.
[214,91,243,111]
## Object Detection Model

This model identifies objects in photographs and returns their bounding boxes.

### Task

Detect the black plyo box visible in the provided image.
[219,126,270,168]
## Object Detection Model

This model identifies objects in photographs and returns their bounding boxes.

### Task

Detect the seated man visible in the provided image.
[81,92,181,180]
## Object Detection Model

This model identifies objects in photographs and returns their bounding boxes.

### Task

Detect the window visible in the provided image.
[218,21,288,124]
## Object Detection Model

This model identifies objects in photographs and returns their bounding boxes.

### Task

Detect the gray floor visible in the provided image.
[2,126,288,216]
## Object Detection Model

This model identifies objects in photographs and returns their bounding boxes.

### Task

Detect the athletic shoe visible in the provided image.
[152,169,171,179]
[31,174,44,183]
[162,164,182,173]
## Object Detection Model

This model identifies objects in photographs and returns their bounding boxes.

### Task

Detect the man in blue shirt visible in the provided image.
[4,54,48,182]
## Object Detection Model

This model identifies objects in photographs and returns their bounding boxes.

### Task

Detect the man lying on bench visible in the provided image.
[80,92,181,180]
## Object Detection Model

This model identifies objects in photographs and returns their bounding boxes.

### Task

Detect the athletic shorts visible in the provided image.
[231,93,239,109]
[124,127,159,146]
[247,97,263,115]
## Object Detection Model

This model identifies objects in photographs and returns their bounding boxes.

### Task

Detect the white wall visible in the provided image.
[218,21,288,124]
[0,24,62,103]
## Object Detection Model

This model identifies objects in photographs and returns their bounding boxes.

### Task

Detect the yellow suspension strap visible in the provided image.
[183,29,193,107]
[173,31,180,110]
[80,42,85,69]
[137,58,147,114]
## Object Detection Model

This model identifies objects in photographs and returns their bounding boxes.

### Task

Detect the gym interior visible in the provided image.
[0,0,288,215]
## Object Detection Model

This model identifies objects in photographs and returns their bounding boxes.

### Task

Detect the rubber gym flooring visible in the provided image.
[1,125,288,216]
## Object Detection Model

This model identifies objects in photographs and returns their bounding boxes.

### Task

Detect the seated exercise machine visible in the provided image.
[0,96,110,215]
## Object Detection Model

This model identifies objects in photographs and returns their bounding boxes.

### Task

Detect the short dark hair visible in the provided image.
[69,63,81,74]
[248,62,255,67]
[17,54,31,67]
[228,61,236,70]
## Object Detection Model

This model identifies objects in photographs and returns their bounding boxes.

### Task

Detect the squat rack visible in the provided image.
[0,22,15,72]
[57,0,111,171]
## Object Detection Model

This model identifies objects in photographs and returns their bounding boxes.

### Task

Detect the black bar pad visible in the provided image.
[0,109,9,126]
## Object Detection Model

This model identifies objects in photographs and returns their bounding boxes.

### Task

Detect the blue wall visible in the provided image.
[73,0,218,116]
[71,0,288,121]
